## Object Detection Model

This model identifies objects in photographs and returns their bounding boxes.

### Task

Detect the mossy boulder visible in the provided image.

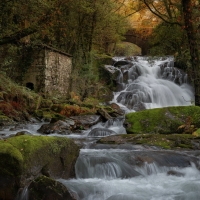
[0,135,80,200]
[125,106,200,134]
[28,175,75,200]
[98,133,200,150]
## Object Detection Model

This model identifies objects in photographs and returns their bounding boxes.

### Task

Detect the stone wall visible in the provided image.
[44,50,72,96]
[23,45,72,97]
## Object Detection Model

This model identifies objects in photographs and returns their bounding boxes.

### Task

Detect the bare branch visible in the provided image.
[143,0,182,26]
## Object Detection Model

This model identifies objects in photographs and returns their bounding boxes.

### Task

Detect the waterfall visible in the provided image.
[111,56,194,113]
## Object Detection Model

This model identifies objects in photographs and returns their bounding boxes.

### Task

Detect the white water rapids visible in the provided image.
[59,154,200,200]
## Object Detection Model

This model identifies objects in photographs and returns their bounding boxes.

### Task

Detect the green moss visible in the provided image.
[193,128,200,137]
[98,133,198,150]
[134,133,196,149]
[0,142,23,162]
[8,135,69,158]
[34,109,59,121]
[125,106,200,134]
[0,141,23,175]
[0,135,79,174]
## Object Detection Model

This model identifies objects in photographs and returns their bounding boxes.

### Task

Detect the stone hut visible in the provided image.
[23,44,72,97]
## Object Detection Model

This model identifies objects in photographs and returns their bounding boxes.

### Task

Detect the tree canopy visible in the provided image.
[1,0,200,104]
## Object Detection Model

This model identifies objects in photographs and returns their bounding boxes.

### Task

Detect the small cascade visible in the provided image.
[85,117,126,136]
[59,149,200,200]
[111,56,194,112]
[16,186,29,200]
[74,149,198,179]
[88,128,117,137]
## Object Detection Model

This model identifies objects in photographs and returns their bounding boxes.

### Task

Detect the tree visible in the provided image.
[0,0,55,45]
[141,0,200,105]
[149,22,189,58]
[182,0,200,105]
[0,0,130,99]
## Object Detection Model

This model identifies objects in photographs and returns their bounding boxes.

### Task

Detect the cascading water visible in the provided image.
[56,57,200,200]
[111,56,194,112]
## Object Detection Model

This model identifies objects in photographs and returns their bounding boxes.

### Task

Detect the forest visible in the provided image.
[1,1,200,200]
[0,0,200,106]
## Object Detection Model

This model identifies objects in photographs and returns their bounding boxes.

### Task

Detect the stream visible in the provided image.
[57,56,200,200]
[1,56,200,200]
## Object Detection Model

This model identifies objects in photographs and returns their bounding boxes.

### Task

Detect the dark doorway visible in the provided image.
[26,82,34,90]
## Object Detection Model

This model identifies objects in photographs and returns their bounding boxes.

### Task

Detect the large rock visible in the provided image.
[38,115,102,134]
[97,108,112,120]
[28,175,75,200]
[37,119,74,134]
[113,60,131,67]
[125,106,200,134]
[69,115,102,130]
[0,135,80,200]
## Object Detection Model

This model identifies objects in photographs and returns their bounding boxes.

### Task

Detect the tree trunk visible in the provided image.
[182,0,200,105]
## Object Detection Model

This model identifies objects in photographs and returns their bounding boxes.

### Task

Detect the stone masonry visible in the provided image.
[23,44,72,97]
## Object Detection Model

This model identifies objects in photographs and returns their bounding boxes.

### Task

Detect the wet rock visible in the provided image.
[0,169,19,200]
[123,70,129,83]
[136,151,198,168]
[15,131,32,136]
[106,194,133,200]
[37,120,74,134]
[120,63,134,73]
[97,108,112,120]
[98,133,200,150]
[160,64,189,85]
[167,170,184,177]
[103,65,121,89]
[97,135,126,144]
[70,115,101,127]
[114,60,131,67]
[88,128,117,137]
[28,175,76,200]
[109,103,125,117]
